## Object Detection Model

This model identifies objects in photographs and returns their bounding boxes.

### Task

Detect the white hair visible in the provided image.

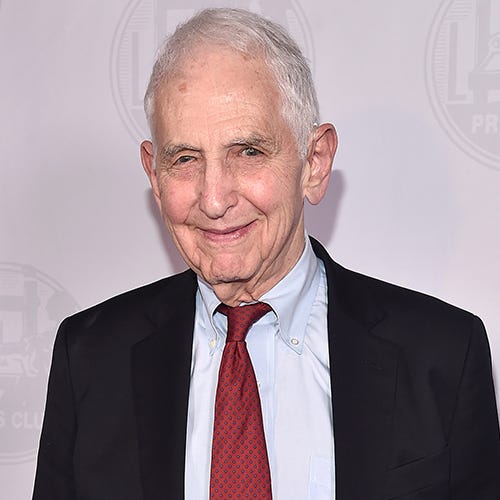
[144,8,319,157]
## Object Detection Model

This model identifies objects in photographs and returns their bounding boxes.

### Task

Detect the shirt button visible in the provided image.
[290,337,300,346]
[209,339,216,349]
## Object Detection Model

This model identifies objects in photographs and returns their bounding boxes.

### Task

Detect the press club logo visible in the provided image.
[426,0,500,170]
[110,0,314,144]
[0,264,78,463]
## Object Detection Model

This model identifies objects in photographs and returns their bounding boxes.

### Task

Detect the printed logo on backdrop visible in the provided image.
[111,0,314,144]
[426,0,500,170]
[0,264,78,464]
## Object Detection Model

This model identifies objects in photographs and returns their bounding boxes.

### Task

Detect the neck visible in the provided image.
[211,239,306,307]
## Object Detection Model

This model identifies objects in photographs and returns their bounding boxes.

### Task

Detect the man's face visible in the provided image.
[141,46,333,303]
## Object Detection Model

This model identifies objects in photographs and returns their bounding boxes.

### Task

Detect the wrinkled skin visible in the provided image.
[141,45,337,305]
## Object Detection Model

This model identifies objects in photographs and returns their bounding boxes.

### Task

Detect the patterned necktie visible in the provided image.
[210,302,273,499]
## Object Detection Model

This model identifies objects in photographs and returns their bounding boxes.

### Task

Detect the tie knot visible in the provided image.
[217,302,272,342]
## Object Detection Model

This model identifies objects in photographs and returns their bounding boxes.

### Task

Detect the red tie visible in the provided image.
[210,302,273,499]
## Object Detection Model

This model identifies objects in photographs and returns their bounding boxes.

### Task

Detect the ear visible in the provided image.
[302,123,338,205]
[140,140,161,208]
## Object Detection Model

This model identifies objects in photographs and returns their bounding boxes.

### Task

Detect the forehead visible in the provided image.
[151,46,286,137]
[168,43,276,91]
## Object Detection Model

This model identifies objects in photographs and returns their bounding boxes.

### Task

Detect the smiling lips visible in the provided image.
[200,221,255,243]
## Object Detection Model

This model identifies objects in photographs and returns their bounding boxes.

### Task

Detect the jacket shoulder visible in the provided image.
[60,269,197,338]
[311,236,479,345]
[337,262,476,327]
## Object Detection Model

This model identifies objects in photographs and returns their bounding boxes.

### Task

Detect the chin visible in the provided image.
[199,255,252,281]
[201,265,254,286]
[205,272,247,286]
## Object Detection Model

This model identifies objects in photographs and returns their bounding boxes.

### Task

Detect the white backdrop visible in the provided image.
[1,1,499,498]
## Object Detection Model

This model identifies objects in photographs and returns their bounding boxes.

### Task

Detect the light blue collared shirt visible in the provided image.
[185,237,334,499]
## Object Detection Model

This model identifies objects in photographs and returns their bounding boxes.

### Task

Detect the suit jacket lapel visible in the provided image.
[312,238,399,500]
[132,241,400,500]
[131,270,197,500]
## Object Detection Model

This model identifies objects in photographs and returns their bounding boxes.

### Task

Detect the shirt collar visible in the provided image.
[260,236,320,354]
[196,235,321,355]
[196,278,223,354]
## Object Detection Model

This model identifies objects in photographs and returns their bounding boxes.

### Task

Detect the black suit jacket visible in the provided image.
[33,239,500,499]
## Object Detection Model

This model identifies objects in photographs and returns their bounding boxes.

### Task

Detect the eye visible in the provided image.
[241,147,261,157]
[175,155,195,165]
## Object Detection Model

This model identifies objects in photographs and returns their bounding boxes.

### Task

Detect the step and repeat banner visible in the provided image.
[1,0,499,497]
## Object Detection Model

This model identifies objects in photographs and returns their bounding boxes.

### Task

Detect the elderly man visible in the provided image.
[33,8,499,500]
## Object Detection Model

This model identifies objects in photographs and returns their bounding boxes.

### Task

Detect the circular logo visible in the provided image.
[425,0,500,170]
[0,264,78,464]
[110,0,314,144]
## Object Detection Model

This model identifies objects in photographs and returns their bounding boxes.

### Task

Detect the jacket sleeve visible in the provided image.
[450,316,500,498]
[32,319,77,499]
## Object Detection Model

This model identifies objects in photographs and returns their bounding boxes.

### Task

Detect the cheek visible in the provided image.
[252,172,303,214]
[159,181,194,225]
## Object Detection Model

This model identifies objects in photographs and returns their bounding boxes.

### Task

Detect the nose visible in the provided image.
[198,160,237,219]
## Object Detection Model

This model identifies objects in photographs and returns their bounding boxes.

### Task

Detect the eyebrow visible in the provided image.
[157,134,279,162]
[225,134,278,152]
[158,143,200,163]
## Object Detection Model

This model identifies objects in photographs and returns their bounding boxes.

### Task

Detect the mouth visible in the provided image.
[200,221,256,243]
